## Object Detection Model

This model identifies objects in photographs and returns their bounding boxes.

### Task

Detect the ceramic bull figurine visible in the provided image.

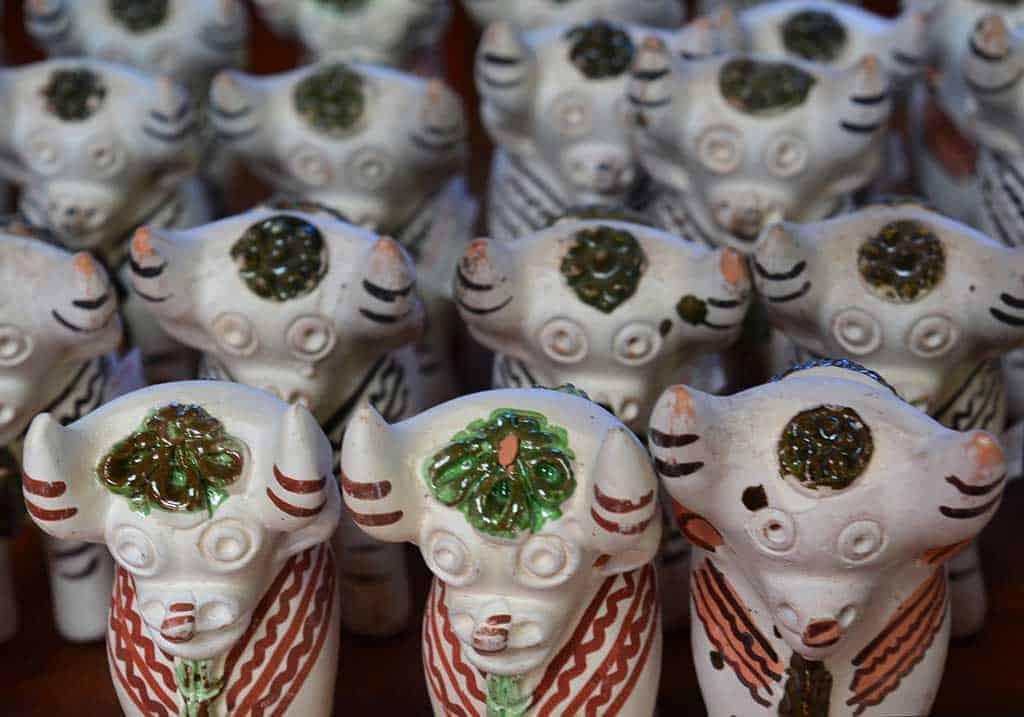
[22,381,342,717]
[23,0,248,101]
[251,0,450,71]
[0,59,212,380]
[649,360,1008,717]
[475,16,741,242]
[0,224,138,643]
[752,202,1024,637]
[129,206,425,637]
[210,61,475,407]
[462,0,684,30]
[739,0,927,88]
[342,386,663,716]
[628,44,892,252]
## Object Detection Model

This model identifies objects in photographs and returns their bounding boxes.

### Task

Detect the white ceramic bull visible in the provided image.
[649,360,1008,716]
[342,386,662,716]
[475,15,741,242]
[0,59,212,380]
[462,0,684,29]
[22,381,342,717]
[209,61,475,407]
[628,43,891,253]
[251,0,450,72]
[0,225,136,643]
[752,202,1024,637]
[128,206,425,636]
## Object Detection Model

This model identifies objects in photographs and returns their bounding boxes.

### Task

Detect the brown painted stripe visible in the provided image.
[939,495,1001,519]
[168,603,194,613]
[594,484,655,514]
[675,504,724,551]
[590,508,653,536]
[654,457,704,477]
[705,560,782,675]
[919,538,973,566]
[273,465,326,494]
[802,619,841,648]
[160,615,194,629]
[266,488,326,518]
[22,472,67,497]
[25,500,77,522]
[648,429,699,448]
[945,473,1006,496]
[339,469,392,500]
[348,508,403,527]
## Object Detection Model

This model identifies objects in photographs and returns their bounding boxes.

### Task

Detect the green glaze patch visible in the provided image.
[719,59,816,116]
[311,0,370,12]
[778,404,872,491]
[565,21,635,80]
[550,383,591,401]
[486,675,529,717]
[676,295,708,326]
[231,215,328,302]
[43,68,107,122]
[858,220,945,303]
[294,63,366,137]
[109,0,169,33]
[781,10,847,62]
[561,225,646,313]
[778,653,833,717]
[97,403,244,516]
[424,409,576,539]
[175,659,224,717]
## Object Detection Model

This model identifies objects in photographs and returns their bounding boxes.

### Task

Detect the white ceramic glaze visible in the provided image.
[649,361,1007,716]
[22,380,342,716]
[628,43,891,252]
[475,15,741,241]
[462,0,684,30]
[209,61,475,407]
[342,387,662,716]
[753,202,1024,636]
[251,0,450,71]
[129,206,426,636]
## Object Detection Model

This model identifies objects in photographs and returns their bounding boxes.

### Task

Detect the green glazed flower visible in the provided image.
[561,225,646,313]
[425,409,576,538]
[97,403,245,515]
[858,220,945,303]
[231,215,328,302]
[777,405,873,490]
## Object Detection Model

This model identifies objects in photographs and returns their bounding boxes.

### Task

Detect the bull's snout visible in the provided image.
[141,593,241,644]
[45,191,114,235]
[801,618,842,649]
[159,602,196,644]
[563,146,636,195]
[471,599,513,654]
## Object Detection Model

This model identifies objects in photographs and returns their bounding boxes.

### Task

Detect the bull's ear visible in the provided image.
[648,385,724,515]
[22,413,109,543]
[475,22,537,157]
[588,427,661,576]
[263,404,340,558]
[208,70,270,156]
[24,0,80,55]
[340,403,422,544]
[141,77,199,161]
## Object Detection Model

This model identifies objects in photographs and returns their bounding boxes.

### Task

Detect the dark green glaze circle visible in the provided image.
[676,295,708,326]
[858,220,945,303]
[719,59,816,116]
[98,403,244,515]
[231,215,328,302]
[294,64,366,137]
[424,409,576,538]
[778,405,873,491]
[565,21,636,80]
[781,10,847,63]
[561,225,646,313]
[42,68,107,122]
[109,0,169,33]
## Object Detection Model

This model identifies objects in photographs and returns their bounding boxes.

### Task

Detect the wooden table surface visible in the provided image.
[1,2,1023,715]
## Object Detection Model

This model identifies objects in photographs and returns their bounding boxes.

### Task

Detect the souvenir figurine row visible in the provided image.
[0,0,1020,716]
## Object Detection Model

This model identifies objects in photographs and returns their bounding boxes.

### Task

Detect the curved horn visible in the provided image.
[22,413,110,543]
[263,403,339,554]
[475,21,536,155]
[129,227,196,321]
[140,76,197,157]
[412,79,468,163]
[588,427,660,571]
[208,70,268,153]
[340,403,421,544]
[628,36,675,128]
[355,235,424,341]
[453,237,521,347]
[834,55,892,156]
[648,385,722,513]
[963,15,1024,153]
[889,3,929,80]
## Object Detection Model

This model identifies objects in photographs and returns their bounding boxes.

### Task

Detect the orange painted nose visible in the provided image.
[472,614,512,654]
[802,619,842,648]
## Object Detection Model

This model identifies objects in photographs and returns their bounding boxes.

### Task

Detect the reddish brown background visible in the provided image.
[1,2,1023,715]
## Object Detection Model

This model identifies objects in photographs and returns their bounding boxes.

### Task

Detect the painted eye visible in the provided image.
[88,142,117,171]
[552,93,592,137]
[696,125,743,174]
[212,312,259,357]
[426,531,477,586]
[831,308,882,356]
[112,526,160,576]
[517,535,579,588]
[290,150,331,187]
[348,147,394,191]
[0,325,33,367]
[764,133,808,178]
[748,508,797,554]
[837,520,884,562]
[286,316,337,361]
[908,315,959,358]
[538,318,588,364]
[613,323,662,366]
[199,519,258,571]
